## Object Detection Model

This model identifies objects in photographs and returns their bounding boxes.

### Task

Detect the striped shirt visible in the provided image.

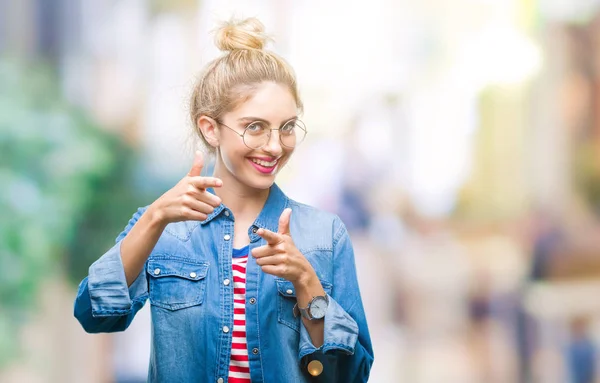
[229,246,251,383]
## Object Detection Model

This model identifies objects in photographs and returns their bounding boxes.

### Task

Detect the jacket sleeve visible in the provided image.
[73,207,150,333]
[297,216,374,382]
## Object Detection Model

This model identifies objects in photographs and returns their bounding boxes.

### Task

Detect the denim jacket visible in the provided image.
[74,183,374,382]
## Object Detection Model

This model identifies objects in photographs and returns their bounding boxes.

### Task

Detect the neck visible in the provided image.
[212,159,270,222]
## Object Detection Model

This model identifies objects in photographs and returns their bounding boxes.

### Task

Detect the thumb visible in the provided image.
[278,208,292,236]
[187,150,204,177]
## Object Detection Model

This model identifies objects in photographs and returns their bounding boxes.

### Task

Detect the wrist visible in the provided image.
[294,269,319,292]
[147,203,168,229]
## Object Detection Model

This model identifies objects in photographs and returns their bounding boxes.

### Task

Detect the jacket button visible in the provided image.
[307,360,324,376]
[189,272,197,278]
[217,378,224,383]
[286,289,293,295]
[223,326,229,333]
[252,348,259,354]
[252,227,258,233]
[249,298,256,304]
[153,268,161,275]
[224,210,230,217]
[224,234,231,241]
[223,279,230,286]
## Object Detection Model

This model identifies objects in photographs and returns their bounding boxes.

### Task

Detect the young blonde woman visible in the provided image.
[74,17,373,383]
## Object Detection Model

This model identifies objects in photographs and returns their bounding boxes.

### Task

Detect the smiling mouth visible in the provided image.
[250,158,278,167]
[248,157,280,174]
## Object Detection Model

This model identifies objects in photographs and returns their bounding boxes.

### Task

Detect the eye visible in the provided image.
[245,122,266,134]
[281,121,297,135]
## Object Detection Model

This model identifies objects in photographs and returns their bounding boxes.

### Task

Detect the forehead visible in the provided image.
[229,82,297,121]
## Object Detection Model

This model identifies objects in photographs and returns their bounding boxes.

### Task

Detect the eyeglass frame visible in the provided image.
[211,117,307,150]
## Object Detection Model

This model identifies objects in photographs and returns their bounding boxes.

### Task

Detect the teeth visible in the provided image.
[251,158,277,167]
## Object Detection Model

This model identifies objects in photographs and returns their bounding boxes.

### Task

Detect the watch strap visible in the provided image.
[293,295,329,320]
[293,302,312,320]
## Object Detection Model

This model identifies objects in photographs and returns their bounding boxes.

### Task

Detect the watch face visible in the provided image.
[309,296,328,319]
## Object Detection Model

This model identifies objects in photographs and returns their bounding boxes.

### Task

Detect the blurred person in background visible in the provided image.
[72,17,373,383]
[567,317,596,383]
[519,208,600,383]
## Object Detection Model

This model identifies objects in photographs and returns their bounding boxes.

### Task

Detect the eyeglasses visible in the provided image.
[215,119,307,150]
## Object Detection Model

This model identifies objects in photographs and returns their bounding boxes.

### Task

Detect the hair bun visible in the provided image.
[214,17,269,52]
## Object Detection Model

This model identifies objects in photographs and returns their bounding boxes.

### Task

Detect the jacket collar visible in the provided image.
[202,183,289,243]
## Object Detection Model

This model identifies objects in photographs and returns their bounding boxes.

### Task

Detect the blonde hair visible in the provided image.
[189,17,303,154]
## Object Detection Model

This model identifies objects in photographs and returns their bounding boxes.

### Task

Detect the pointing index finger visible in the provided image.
[256,228,283,246]
[189,176,223,189]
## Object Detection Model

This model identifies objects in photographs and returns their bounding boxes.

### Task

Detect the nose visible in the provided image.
[262,130,283,156]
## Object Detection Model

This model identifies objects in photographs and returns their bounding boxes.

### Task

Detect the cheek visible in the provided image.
[220,143,250,171]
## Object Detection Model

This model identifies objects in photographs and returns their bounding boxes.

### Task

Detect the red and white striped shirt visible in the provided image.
[228,246,251,383]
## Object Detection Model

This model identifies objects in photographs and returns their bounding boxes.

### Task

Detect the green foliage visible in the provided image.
[0,58,137,366]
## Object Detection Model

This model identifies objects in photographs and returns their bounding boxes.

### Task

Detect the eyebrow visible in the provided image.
[237,116,298,125]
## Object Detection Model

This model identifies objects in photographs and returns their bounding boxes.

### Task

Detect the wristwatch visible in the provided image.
[293,295,329,320]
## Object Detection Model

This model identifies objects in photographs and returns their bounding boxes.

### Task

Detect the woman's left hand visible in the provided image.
[252,208,315,285]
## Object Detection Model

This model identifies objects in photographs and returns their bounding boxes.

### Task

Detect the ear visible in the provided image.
[197,116,220,148]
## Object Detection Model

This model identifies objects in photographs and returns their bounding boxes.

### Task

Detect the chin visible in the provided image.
[243,175,276,190]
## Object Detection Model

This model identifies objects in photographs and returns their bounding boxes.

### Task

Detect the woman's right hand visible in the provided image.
[150,151,223,225]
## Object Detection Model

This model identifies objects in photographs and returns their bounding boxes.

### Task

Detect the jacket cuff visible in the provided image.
[298,294,359,359]
[88,241,147,317]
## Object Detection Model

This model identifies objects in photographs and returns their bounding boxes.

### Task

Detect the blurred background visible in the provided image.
[2,0,600,382]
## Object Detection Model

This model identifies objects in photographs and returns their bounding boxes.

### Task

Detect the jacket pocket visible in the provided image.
[276,278,333,333]
[147,257,209,311]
